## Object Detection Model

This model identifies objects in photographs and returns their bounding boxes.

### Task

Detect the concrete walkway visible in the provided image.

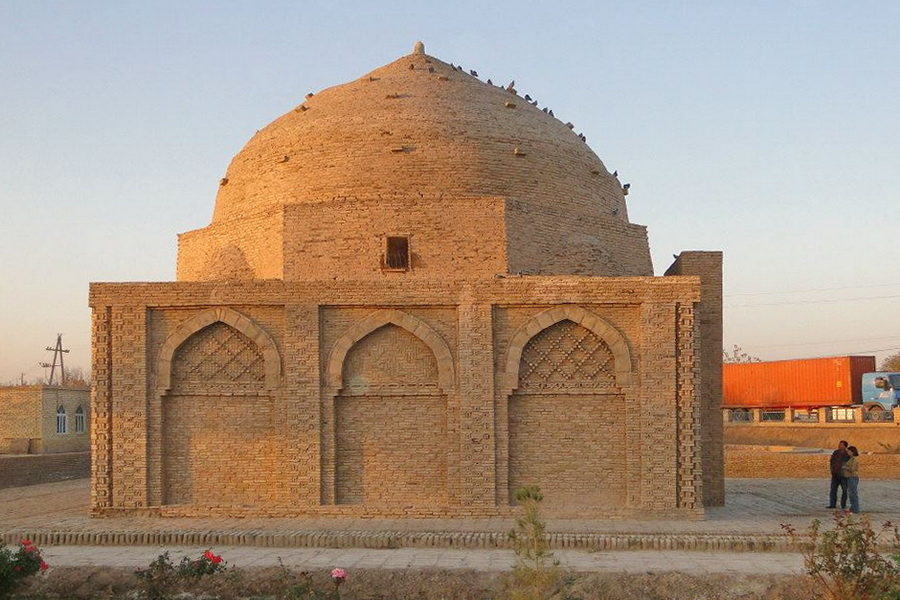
[38,545,806,574]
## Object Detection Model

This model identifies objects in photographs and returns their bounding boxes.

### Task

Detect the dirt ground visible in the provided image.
[13,566,816,600]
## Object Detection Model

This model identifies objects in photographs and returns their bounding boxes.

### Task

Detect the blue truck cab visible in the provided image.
[861,372,900,409]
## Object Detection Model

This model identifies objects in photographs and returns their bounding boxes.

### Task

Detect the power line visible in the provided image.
[752,335,900,349]
[734,347,900,361]
[802,347,900,359]
[726,294,900,308]
[725,282,900,298]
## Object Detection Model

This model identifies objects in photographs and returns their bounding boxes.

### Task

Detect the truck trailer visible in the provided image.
[723,355,900,412]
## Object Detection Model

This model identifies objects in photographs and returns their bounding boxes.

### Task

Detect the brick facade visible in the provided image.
[90,43,723,518]
[0,386,90,454]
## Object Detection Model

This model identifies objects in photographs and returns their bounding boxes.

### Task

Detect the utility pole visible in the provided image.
[39,334,69,386]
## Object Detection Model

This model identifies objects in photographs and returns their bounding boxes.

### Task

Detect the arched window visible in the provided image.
[56,406,68,434]
[74,405,86,434]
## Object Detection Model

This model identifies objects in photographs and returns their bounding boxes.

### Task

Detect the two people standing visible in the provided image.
[828,440,860,513]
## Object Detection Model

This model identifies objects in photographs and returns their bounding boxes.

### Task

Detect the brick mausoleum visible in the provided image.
[90,42,723,518]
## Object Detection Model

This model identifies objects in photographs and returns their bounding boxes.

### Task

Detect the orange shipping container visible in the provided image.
[722,356,876,409]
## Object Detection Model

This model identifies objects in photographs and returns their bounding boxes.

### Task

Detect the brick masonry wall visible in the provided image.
[89,274,714,518]
[0,387,40,452]
[163,394,290,506]
[284,197,508,281]
[508,393,627,511]
[726,448,900,479]
[336,395,448,506]
[505,199,652,277]
[177,209,283,281]
[665,252,724,506]
[0,452,90,489]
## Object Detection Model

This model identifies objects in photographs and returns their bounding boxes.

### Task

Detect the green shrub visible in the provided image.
[783,513,900,600]
[506,486,568,600]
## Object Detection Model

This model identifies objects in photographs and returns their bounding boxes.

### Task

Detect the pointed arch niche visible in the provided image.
[321,309,456,507]
[498,305,637,514]
[148,307,284,509]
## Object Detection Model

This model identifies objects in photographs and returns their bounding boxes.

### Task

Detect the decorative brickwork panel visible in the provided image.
[509,320,626,513]
[163,322,283,507]
[455,303,494,506]
[675,303,700,509]
[335,395,447,506]
[341,324,439,394]
[171,323,266,394]
[518,320,616,391]
[90,306,112,510]
[335,325,445,506]
[508,394,626,510]
[110,305,148,508]
[163,394,287,506]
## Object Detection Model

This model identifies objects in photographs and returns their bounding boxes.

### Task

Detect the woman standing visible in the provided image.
[842,446,861,514]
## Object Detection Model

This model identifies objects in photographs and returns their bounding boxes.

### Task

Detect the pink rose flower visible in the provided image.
[40,561,49,571]
[331,567,347,581]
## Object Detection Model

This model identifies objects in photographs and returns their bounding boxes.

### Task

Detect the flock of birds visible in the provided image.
[446,61,630,196]
[448,63,583,140]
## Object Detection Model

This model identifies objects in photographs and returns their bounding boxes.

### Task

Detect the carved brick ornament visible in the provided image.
[171,323,265,393]
[518,320,616,390]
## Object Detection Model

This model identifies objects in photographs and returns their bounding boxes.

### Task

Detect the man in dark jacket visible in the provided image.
[828,440,850,509]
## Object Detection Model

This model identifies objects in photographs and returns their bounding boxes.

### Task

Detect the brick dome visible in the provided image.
[177,43,652,281]
[214,43,626,223]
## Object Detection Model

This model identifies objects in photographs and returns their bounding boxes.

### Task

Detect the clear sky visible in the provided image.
[2,1,899,383]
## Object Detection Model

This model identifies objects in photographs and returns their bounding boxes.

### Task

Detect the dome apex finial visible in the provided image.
[413,41,425,55]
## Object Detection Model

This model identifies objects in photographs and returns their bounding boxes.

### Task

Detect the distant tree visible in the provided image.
[723,344,762,364]
[879,352,900,372]
[1,373,45,386]
[1,367,89,388]
[63,366,91,389]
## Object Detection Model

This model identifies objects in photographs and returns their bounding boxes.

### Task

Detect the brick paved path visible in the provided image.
[3,478,899,553]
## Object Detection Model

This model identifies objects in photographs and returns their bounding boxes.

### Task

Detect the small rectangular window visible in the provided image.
[74,408,86,434]
[384,236,410,270]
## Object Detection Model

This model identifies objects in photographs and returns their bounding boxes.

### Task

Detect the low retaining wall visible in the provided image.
[0,529,798,553]
[726,448,900,479]
[725,422,900,451]
[0,452,90,489]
